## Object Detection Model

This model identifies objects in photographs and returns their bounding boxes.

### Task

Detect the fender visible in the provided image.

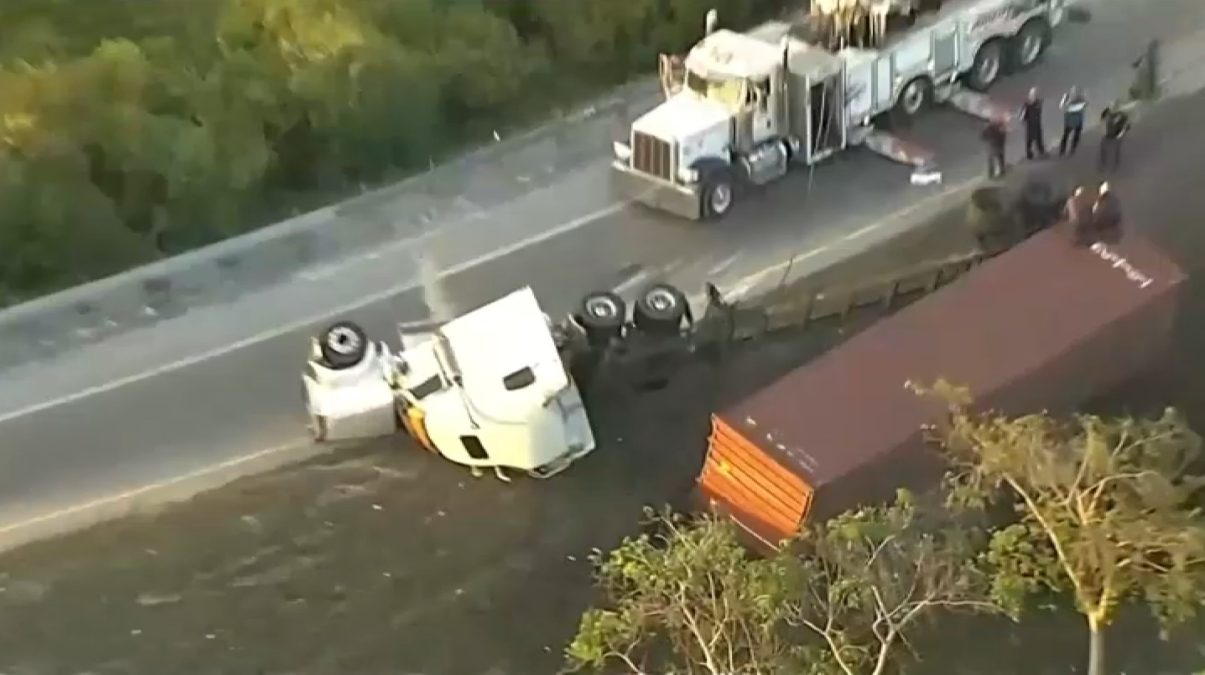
[690,156,734,182]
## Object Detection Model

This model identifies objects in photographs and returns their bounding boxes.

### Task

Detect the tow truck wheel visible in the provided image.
[633,283,687,335]
[703,174,734,219]
[579,290,626,344]
[320,320,368,369]
[966,39,1004,91]
[1010,19,1051,71]
[894,77,933,120]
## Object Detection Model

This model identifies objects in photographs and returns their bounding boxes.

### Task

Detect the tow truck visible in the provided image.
[611,0,1069,220]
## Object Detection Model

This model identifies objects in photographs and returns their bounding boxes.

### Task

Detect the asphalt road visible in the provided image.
[0,0,1203,546]
[4,75,1205,675]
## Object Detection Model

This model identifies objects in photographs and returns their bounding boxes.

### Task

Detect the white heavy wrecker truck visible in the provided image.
[611,0,1069,220]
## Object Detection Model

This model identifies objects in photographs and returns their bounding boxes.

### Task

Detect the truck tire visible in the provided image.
[895,77,933,119]
[579,290,626,344]
[633,283,688,335]
[702,173,735,219]
[319,320,368,369]
[1009,19,1051,72]
[965,39,1005,91]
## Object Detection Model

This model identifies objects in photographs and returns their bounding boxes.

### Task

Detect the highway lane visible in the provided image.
[0,0,1202,546]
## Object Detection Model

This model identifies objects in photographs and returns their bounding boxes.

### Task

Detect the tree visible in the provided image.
[565,494,999,674]
[920,381,1205,675]
[787,491,1003,675]
[565,508,802,674]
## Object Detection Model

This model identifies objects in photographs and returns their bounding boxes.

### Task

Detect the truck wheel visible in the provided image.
[1010,19,1051,72]
[895,77,933,119]
[703,174,735,219]
[320,320,368,369]
[579,290,626,344]
[633,283,687,335]
[965,40,1004,91]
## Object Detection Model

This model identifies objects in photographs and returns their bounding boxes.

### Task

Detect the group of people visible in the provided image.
[979,86,1132,179]
[1065,181,1122,246]
[979,86,1132,245]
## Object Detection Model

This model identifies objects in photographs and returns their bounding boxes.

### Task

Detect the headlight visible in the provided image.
[612,141,631,161]
[677,166,699,184]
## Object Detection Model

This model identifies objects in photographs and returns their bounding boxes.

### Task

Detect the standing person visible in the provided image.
[1020,87,1048,160]
[1058,86,1088,157]
[981,115,1008,179]
[1092,182,1123,242]
[1065,185,1095,246]
[1099,103,1131,172]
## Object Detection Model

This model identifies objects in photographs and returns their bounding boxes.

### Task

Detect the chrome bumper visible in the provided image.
[611,161,703,221]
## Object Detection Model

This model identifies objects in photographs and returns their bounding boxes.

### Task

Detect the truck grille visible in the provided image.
[632,131,674,181]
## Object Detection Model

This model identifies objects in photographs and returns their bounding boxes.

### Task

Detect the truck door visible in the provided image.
[932,24,959,83]
[873,57,894,114]
[806,74,843,161]
[750,77,779,144]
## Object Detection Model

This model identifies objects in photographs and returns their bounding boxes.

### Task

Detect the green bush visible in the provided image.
[0,0,781,305]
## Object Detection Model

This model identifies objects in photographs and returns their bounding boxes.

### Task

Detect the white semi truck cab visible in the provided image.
[301,287,597,480]
[611,0,1067,220]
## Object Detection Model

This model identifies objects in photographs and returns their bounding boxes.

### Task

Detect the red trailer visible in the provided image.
[698,227,1186,549]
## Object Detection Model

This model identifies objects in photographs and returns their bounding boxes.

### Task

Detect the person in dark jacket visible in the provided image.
[1065,185,1095,246]
[981,115,1008,178]
[1058,86,1088,157]
[1019,87,1048,160]
[1099,104,1131,172]
[1092,182,1123,242]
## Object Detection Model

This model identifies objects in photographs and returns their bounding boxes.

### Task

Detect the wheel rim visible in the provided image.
[327,327,361,355]
[645,288,677,313]
[1020,32,1043,65]
[710,183,732,214]
[977,50,1000,85]
[902,81,926,114]
[585,296,619,320]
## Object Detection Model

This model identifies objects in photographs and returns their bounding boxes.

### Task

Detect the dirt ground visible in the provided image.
[4,90,1205,675]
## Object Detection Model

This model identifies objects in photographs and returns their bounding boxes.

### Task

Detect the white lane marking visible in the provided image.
[842,223,881,241]
[0,439,310,542]
[610,268,654,295]
[0,200,628,425]
[707,254,741,276]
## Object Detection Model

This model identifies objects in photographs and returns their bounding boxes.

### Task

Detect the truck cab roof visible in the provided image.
[436,286,568,424]
[686,28,786,80]
[689,23,845,82]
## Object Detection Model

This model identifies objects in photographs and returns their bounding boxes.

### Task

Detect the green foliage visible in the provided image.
[565,507,803,674]
[788,490,1003,675]
[916,380,1205,675]
[0,0,782,305]
[566,495,998,675]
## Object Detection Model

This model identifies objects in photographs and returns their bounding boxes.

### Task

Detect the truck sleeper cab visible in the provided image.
[612,0,1067,220]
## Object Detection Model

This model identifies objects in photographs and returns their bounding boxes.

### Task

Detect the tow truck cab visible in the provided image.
[303,287,597,478]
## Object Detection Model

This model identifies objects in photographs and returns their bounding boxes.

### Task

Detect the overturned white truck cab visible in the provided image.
[611,0,1068,220]
[301,287,597,480]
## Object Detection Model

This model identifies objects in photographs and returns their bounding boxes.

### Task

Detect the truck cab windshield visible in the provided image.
[685,69,746,110]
